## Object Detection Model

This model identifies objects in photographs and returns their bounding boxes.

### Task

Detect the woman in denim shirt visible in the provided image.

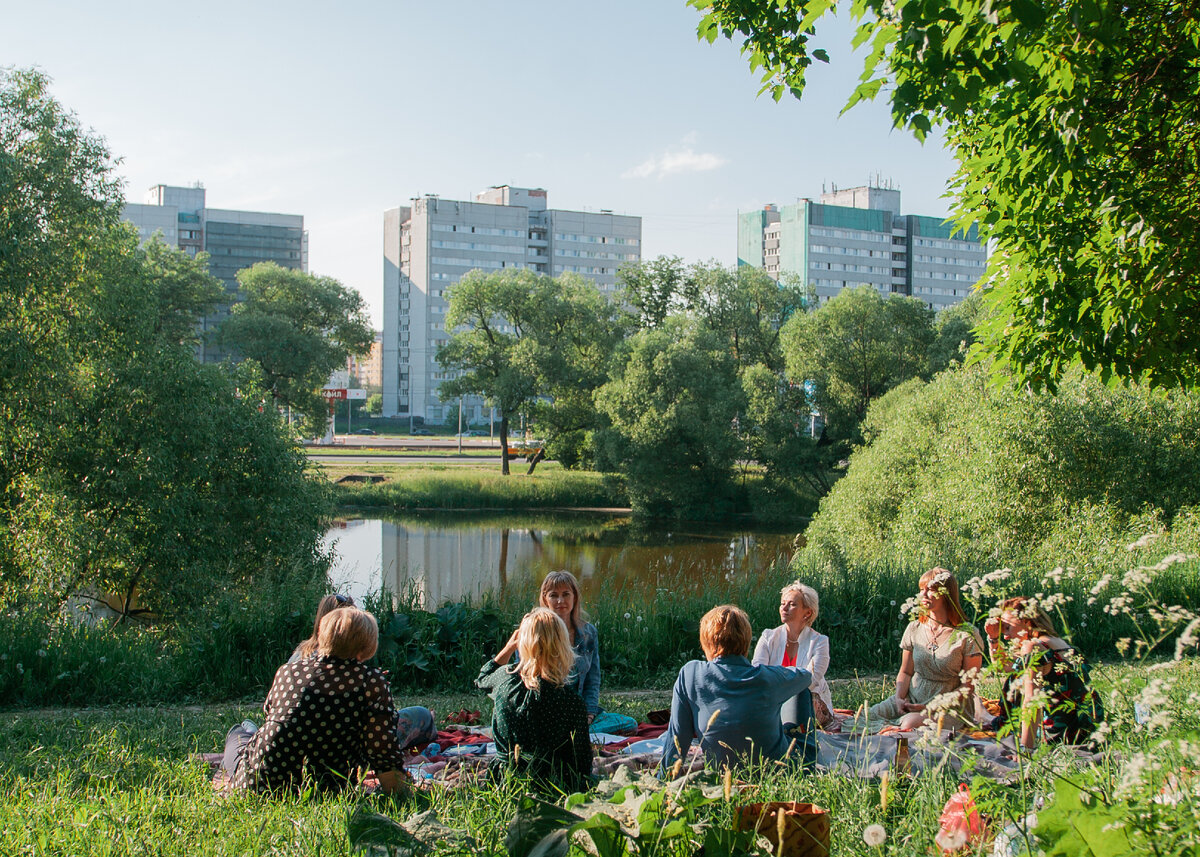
[539,571,601,719]
[481,571,621,730]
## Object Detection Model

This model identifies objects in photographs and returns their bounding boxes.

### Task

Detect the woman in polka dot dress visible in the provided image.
[220,607,418,794]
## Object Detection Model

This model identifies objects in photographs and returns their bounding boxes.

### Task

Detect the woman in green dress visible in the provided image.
[477,608,595,793]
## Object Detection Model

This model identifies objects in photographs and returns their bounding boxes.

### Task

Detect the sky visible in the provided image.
[3,1,958,327]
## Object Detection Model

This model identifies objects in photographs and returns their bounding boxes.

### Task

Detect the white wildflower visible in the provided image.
[1126,533,1161,551]
[933,827,969,852]
[1042,566,1066,587]
[862,824,887,847]
[36,649,47,658]
[15,663,23,674]
[98,656,107,664]
[623,612,631,620]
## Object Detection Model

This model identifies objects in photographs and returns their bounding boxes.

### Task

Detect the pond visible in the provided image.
[324,512,800,611]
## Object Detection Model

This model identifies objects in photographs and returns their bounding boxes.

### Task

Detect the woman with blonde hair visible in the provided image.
[984,596,1102,747]
[869,567,985,731]
[477,608,594,792]
[289,593,355,662]
[753,581,838,730]
[484,571,636,734]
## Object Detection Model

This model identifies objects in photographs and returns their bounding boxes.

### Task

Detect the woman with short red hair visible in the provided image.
[658,605,815,775]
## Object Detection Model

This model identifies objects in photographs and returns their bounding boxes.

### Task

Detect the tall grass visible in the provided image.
[7,545,1199,707]
[335,465,628,511]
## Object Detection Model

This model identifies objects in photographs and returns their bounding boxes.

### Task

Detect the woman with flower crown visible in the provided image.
[868,567,985,730]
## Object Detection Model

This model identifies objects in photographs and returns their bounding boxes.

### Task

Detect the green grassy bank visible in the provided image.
[2,662,1198,856]
[325,461,819,523]
[330,464,629,511]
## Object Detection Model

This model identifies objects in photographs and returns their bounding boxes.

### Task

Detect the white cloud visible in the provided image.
[623,138,727,180]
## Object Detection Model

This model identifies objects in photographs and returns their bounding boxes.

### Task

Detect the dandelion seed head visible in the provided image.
[863,824,887,846]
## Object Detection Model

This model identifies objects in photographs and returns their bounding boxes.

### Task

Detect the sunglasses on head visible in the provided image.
[334,594,353,606]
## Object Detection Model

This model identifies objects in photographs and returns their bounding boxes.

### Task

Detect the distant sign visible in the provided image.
[322,388,367,401]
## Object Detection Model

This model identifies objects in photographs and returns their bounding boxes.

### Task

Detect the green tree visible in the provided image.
[595,318,744,518]
[438,269,543,475]
[219,262,373,433]
[0,68,331,616]
[781,285,934,447]
[365,393,383,416]
[740,363,833,496]
[692,263,808,373]
[926,290,984,377]
[692,0,1200,390]
[616,256,699,330]
[439,269,626,474]
[524,275,629,471]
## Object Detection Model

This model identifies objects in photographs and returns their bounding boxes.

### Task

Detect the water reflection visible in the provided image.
[324,513,798,610]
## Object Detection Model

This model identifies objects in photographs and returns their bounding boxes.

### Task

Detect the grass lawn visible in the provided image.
[4,664,1197,856]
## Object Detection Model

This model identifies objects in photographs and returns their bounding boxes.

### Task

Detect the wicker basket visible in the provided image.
[735,801,830,857]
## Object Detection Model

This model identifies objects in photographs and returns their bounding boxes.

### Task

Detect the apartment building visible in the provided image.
[382,186,641,423]
[738,184,986,310]
[121,184,307,361]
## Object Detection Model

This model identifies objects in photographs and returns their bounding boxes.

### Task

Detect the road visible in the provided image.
[308,454,502,465]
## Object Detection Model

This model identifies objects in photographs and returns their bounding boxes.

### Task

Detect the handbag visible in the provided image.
[735,801,830,857]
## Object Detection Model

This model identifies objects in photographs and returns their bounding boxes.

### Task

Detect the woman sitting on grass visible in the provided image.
[659,604,815,777]
[288,593,355,663]
[483,571,634,735]
[869,567,985,731]
[478,607,595,794]
[221,607,429,794]
[288,595,437,747]
[985,596,1102,747]
[752,581,839,731]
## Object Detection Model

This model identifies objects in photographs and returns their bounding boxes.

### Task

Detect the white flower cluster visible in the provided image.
[1041,566,1075,587]
[1086,573,1113,605]
[1116,739,1200,799]
[1135,678,1175,732]
[1126,533,1161,551]
[1175,617,1200,660]
[963,568,1013,603]
[898,594,922,620]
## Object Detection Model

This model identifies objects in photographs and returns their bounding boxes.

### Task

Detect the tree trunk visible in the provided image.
[500,413,510,475]
[525,446,545,475]
[498,528,509,588]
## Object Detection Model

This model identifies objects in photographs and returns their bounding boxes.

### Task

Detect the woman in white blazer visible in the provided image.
[752,582,839,730]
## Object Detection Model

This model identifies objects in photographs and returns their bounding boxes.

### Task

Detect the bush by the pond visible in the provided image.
[801,363,1200,572]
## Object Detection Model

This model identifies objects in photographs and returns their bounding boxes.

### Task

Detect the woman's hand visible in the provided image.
[900,699,925,713]
[494,628,520,665]
[984,617,1000,641]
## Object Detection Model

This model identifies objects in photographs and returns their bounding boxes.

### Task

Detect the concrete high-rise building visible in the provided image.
[738,183,986,310]
[382,186,641,423]
[121,184,307,361]
[348,334,383,390]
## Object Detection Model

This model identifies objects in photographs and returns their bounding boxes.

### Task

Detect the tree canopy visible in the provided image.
[0,68,330,617]
[219,262,373,433]
[692,0,1200,390]
[781,285,935,445]
[595,318,745,517]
